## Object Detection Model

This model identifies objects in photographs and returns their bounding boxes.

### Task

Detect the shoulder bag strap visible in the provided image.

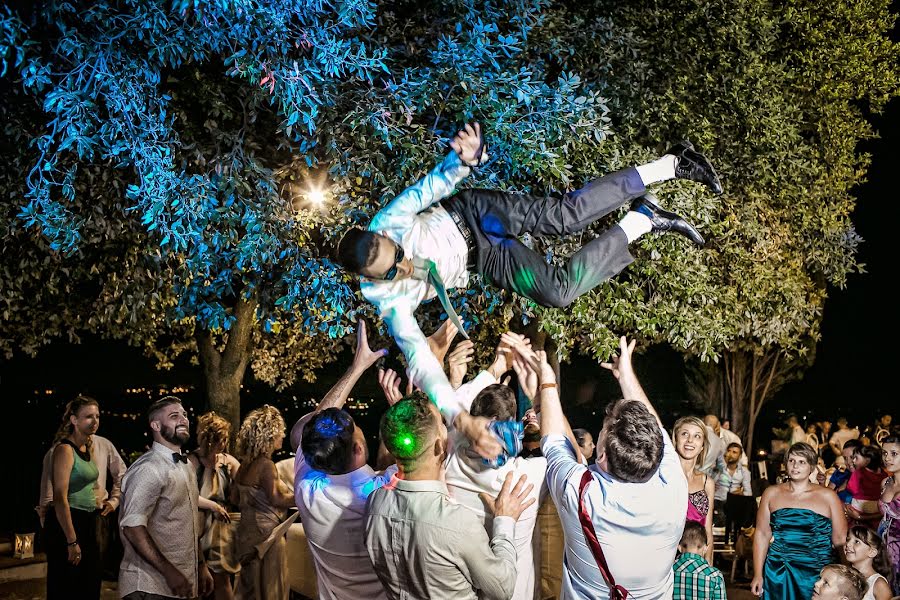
[578,470,629,600]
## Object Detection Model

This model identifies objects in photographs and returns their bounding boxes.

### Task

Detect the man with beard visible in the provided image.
[118,397,213,600]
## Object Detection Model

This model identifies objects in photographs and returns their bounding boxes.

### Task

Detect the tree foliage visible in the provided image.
[1,1,897,440]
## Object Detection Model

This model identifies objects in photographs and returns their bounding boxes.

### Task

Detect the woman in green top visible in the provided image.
[46,396,102,600]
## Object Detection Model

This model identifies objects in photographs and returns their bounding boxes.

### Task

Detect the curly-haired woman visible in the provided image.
[188,412,241,600]
[232,405,296,600]
[45,396,102,599]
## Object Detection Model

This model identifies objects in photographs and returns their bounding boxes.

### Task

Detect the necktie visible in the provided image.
[173,452,188,464]
[415,258,468,340]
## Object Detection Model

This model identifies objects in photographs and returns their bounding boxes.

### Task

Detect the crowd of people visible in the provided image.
[36,321,900,600]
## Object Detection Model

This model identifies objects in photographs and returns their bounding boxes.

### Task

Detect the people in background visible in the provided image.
[119,397,213,600]
[232,405,296,600]
[672,520,726,600]
[673,416,716,562]
[189,411,241,600]
[810,564,867,600]
[878,434,900,595]
[45,396,103,600]
[573,428,595,464]
[843,525,893,600]
[752,442,847,598]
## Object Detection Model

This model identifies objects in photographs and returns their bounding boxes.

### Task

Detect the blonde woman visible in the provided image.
[232,405,296,600]
[188,412,241,600]
[673,416,716,562]
[46,396,102,599]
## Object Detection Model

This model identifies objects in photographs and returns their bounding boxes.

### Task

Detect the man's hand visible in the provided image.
[427,319,458,365]
[100,501,115,517]
[378,368,405,406]
[450,123,487,166]
[198,563,214,597]
[488,331,530,379]
[480,472,536,521]
[511,353,539,406]
[600,336,637,381]
[163,564,192,597]
[352,320,388,372]
[455,411,502,460]
[447,340,474,389]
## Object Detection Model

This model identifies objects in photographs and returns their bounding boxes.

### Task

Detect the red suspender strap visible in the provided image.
[578,470,629,600]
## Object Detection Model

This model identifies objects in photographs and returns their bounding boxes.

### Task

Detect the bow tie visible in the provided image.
[173,452,188,464]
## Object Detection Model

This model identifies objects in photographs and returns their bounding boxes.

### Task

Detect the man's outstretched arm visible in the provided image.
[601,336,661,427]
[289,321,386,450]
[369,124,485,230]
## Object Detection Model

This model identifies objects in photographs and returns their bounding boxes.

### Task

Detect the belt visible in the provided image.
[443,202,477,270]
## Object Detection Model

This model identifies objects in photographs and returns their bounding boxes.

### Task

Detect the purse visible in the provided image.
[578,470,629,599]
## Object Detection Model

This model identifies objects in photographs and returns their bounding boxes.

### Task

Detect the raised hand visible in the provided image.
[511,353,539,404]
[449,122,487,166]
[427,319,458,365]
[600,336,637,381]
[479,472,536,521]
[447,340,475,389]
[377,368,405,406]
[352,320,388,371]
[456,411,502,460]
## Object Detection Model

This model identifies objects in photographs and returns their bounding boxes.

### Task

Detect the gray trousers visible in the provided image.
[444,167,646,307]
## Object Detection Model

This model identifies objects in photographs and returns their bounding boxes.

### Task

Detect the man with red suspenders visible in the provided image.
[525,337,688,599]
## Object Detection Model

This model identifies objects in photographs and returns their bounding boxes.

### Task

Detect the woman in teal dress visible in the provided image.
[751,442,847,598]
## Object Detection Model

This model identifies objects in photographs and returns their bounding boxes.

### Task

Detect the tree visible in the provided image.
[0,0,614,429]
[532,0,899,450]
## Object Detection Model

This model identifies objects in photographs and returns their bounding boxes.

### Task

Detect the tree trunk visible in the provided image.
[195,295,258,439]
[721,349,783,454]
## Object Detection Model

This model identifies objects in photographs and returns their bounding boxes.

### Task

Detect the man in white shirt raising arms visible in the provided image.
[527,337,688,598]
[336,122,721,461]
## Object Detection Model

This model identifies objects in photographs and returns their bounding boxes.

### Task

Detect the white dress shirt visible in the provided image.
[365,476,518,600]
[445,434,548,600]
[119,442,200,598]
[541,428,688,599]
[715,463,753,502]
[361,151,472,421]
[39,434,127,515]
[293,415,398,600]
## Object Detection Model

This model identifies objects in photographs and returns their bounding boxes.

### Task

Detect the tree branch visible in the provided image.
[221,293,258,376]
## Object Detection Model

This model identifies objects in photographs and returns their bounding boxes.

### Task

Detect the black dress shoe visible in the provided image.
[666,139,723,195]
[632,194,705,247]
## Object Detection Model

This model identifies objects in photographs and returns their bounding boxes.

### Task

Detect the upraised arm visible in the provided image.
[369,124,485,230]
[290,321,386,451]
[601,336,660,427]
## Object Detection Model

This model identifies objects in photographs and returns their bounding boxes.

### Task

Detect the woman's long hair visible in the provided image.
[235,405,285,462]
[53,395,99,453]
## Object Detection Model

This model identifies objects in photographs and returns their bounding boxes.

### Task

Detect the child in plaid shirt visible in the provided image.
[673,520,726,599]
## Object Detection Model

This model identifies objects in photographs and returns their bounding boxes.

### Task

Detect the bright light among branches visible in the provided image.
[306,187,327,206]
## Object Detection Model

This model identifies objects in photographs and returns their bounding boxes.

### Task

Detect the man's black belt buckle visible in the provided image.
[444,204,476,270]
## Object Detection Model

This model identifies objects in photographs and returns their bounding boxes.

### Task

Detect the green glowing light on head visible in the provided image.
[403,436,413,447]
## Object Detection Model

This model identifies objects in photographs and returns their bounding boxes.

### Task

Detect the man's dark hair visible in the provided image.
[336,228,380,274]
[300,408,356,475]
[853,444,883,470]
[602,399,664,483]
[470,384,516,421]
[573,428,591,447]
[726,442,743,452]
[147,396,183,423]
[380,393,436,469]
[679,519,707,549]
[842,438,863,452]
